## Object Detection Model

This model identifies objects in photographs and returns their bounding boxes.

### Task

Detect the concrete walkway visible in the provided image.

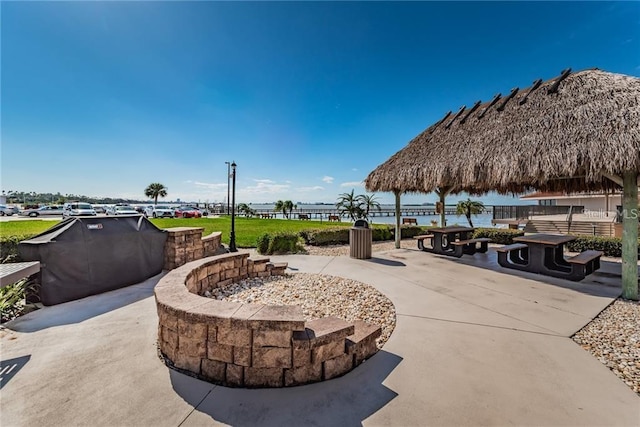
[1,248,638,426]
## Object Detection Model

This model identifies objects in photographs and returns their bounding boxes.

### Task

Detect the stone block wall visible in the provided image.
[155,252,382,388]
[163,227,222,270]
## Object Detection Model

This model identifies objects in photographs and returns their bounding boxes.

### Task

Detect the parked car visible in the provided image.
[174,206,203,218]
[106,205,139,216]
[0,205,16,216]
[20,205,64,217]
[144,205,175,218]
[63,202,97,218]
[92,204,107,214]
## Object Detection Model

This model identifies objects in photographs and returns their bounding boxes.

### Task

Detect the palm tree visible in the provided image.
[357,194,381,221]
[336,190,364,221]
[237,203,256,217]
[144,183,168,205]
[456,198,485,227]
[274,200,286,219]
[283,200,297,219]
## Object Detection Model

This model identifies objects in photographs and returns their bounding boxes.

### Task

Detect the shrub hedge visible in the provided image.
[256,232,304,255]
[1,234,36,264]
[566,234,640,258]
[472,228,525,244]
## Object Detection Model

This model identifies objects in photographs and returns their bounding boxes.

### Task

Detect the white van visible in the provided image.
[63,202,97,218]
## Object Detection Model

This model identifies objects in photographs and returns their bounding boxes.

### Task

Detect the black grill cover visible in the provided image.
[18,216,167,306]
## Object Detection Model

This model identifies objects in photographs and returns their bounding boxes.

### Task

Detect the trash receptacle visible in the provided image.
[350,219,372,259]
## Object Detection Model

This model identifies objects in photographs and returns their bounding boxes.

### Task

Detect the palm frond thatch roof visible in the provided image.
[365,68,640,195]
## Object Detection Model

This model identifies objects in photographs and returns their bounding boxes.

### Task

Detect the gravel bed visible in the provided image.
[572,299,640,395]
[206,273,396,348]
[303,240,414,257]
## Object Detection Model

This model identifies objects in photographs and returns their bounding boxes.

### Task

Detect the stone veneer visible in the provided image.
[155,252,382,388]
[163,227,222,270]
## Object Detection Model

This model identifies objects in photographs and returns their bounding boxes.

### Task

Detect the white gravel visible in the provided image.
[207,273,396,348]
[572,299,640,396]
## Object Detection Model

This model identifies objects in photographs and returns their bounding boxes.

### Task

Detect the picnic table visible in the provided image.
[418,226,490,258]
[497,233,602,281]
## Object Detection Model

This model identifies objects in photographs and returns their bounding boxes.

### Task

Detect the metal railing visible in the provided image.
[493,205,584,221]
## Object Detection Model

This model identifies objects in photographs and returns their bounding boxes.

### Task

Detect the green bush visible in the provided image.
[257,232,303,255]
[566,235,640,258]
[395,225,426,239]
[1,234,38,264]
[372,226,393,241]
[300,228,350,246]
[472,228,525,244]
[256,233,271,254]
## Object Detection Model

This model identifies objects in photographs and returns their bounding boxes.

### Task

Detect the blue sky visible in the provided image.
[2,1,639,205]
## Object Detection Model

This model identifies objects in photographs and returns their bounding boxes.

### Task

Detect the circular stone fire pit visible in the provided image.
[155,252,390,388]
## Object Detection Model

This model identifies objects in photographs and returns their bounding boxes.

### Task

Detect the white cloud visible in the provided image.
[295,186,324,192]
[340,181,364,188]
[192,181,228,190]
[243,181,290,194]
[322,176,334,184]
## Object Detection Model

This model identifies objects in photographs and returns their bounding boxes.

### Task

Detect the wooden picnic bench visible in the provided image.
[298,214,310,220]
[260,213,274,219]
[328,215,340,222]
[402,218,418,225]
[413,234,434,250]
[497,234,603,281]
[566,250,603,277]
[450,237,491,257]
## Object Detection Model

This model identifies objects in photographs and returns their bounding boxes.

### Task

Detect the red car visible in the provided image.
[175,206,202,218]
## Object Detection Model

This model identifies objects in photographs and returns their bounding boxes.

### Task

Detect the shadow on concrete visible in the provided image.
[367,257,406,267]
[0,354,30,389]
[170,350,402,426]
[439,249,627,299]
[3,273,163,333]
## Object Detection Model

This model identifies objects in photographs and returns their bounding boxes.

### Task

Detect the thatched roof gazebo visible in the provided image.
[365,68,640,299]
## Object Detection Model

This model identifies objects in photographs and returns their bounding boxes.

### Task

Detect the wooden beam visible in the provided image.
[547,68,572,94]
[394,191,401,249]
[445,106,466,129]
[478,94,501,119]
[621,171,638,300]
[519,79,543,105]
[496,88,519,111]
[602,172,623,187]
[460,101,482,124]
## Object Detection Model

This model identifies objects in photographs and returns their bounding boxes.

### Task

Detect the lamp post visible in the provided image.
[229,161,238,252]
[225,161,231,215]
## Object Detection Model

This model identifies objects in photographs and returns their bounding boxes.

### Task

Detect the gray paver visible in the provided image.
[1,251,638,427]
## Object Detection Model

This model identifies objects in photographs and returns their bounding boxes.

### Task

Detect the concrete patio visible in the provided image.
[1,247,638,426]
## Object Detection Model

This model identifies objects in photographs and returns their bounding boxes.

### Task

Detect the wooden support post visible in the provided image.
[395,191,401,249]
[621,171,638,300]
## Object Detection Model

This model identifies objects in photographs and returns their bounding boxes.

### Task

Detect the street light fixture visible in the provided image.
[229,161,238,252]
[225,161,231,215]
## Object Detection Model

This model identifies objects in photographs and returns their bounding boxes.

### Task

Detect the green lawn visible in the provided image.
[149,217,355,247]
[0,220,61,238]
[0,216,401,248]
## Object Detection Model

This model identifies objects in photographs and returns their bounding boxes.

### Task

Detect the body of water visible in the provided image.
[232,203,502,228]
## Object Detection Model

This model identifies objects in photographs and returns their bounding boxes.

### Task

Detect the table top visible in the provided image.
[429,226,474,234]
[513,234,576,245]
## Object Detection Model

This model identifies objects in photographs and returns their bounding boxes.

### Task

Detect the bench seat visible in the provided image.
[566,250,603,264]
[451,238,491,246]
[413,234,434,251]
[495,243,528,253]
[450,237,491,257]
[412,234,434,240]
